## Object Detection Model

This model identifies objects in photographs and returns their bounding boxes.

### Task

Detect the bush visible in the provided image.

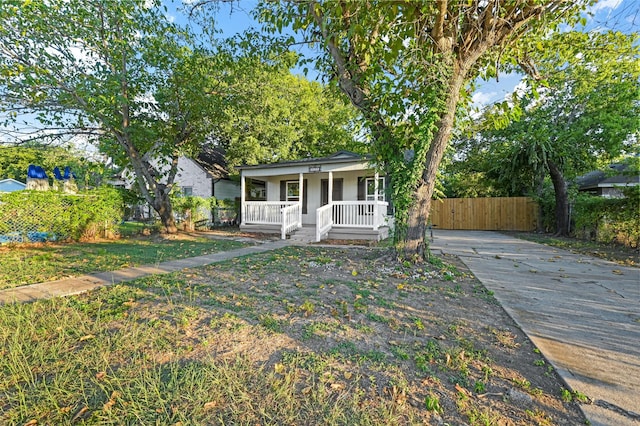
[171,195,209,231]
[0,186,123,242]
[572,187,639,248]
[533,180,638,248]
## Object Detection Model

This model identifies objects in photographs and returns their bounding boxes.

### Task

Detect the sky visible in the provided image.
[472,0,637,109]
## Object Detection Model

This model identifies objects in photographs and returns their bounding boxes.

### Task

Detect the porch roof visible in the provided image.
[236,151,373,173]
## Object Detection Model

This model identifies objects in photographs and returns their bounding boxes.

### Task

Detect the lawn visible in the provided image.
[0,232,248,290]
[0,245,586,425]
[506,231,639,267]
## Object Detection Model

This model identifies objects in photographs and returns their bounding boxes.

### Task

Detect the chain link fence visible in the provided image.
[0,189,122,244]
[0,197,73,243]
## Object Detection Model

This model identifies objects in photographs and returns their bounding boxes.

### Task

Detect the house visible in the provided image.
[175,145,240,202]
[116,146,241,221]
[576,163,639,198]
[0,178,26,193]
[237,151,393,242]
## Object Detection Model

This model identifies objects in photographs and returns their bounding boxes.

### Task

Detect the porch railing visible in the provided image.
[332,201,389,229]
[244,200,389,241]
[315,204,333,242]
[244,201,296,224]
[281,203,301,239]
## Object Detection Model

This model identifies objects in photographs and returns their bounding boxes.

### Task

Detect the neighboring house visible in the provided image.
[0,178,26,193]
[576,163,639,198]
[116,146,240,222]
[177,145,240,202]
[237,151,393,242]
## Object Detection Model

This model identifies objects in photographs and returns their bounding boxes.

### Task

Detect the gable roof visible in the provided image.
[577,163,639,190]
[236,151,371,170]
[193,145,230,180]
[0,178,27,191]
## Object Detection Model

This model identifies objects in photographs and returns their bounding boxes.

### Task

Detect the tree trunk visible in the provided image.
[547,159,570,236]
[123,139,179,234]
[153,187,178,234]
[401,70,468,259]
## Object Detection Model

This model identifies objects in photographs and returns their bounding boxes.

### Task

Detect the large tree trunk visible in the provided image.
[401,69,468,259]
[151,183,178,234]
[547,159,570,236]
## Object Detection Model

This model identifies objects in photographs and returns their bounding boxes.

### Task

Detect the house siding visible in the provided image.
[214,179,240,201]
[176,157,212,198]
[0,179,26,192]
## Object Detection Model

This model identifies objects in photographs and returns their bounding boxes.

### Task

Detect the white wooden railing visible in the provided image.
[243,201,296,224]
[244,200,389,242]
[332,201,389,229]
[281,204,301,239]
[315,204,333,242]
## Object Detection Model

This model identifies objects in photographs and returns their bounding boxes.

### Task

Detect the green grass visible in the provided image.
[0,233,247,290]
[0,245,586,425]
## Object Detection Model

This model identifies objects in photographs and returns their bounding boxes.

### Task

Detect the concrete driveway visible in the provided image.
[431,230,640,426]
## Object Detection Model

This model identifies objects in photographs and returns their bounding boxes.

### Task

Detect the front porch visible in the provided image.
[240,200,391,242]
[237,151,394,242]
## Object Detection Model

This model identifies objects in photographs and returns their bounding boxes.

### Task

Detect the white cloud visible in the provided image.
[590,0,623,13]
[472,91,498,107]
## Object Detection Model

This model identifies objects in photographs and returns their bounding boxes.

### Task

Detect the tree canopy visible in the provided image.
[0,143,105,187]
[0,0,361,231]
[446,30,640,235]
[206,52,362,169]
[256,0,592,258]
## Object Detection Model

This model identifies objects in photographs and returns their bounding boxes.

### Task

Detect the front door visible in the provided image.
[321,178,343,206]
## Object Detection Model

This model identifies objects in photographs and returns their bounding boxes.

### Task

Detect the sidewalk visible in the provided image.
[431,230,640,426]
[0,239,292,304]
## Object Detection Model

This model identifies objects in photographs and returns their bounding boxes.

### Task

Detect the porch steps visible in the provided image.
[289,226,316,243]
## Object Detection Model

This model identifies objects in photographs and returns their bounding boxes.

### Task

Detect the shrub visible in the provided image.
[171,195,209,231]
[0,186,123,242]
[572,187,639,248]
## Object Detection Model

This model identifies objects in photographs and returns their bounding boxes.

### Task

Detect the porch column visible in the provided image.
[298,172,303,226]
[328,171,333,205]
[240,173,246,225]
[373,172,379,230]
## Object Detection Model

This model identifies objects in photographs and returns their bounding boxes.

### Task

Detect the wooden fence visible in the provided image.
[430,197,539,231]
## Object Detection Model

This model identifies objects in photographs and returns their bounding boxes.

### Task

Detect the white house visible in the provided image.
[237,151,393,242]
[175,145,240,202]
[0,178,27,193]
[116,146,240,222]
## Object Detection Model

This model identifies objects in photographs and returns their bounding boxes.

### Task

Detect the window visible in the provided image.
[248,179,266,201]
[182,186,193,196]
[365,177,385,201]
[286,181,300,202]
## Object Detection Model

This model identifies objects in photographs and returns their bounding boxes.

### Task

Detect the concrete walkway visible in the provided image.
[0,239,292,304]
[431,230,640,426]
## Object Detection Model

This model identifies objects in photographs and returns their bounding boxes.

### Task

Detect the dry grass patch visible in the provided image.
[0,246,586,425]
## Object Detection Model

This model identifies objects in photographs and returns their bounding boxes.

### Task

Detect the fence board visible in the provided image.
[430,197,538,231]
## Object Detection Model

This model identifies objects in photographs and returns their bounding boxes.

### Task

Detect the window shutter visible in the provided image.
[280,181,286,201]
[302,179,308,214]
[357,177,365,201]
[334,178,343,201]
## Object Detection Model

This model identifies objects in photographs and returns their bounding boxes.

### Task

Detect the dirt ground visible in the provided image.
[136,232,588,425]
